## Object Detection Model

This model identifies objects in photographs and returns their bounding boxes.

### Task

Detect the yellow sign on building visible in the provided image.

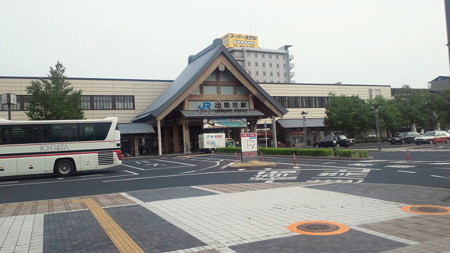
[221,33,259,48]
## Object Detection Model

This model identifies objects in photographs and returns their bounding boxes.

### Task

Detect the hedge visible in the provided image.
[216,147,368,158]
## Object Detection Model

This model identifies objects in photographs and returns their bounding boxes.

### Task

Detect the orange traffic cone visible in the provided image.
[406,149,411,163]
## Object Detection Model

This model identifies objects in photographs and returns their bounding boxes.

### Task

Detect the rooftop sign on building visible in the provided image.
[221,33,259,49]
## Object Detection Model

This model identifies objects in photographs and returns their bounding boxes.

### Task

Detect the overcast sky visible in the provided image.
[0,0,448,88]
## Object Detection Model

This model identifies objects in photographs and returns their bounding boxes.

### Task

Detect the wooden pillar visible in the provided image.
[249,120,257,132]
[164,120,171,153]
[182,119,191,154]
[272,117,278,148]
[134,136,139,156]
[157,120,162,156]
[173,123,180,153]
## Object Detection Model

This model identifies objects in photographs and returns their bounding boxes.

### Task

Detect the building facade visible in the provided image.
[221,33,294,83]
[429,76,450,90]
[0,39,391,155]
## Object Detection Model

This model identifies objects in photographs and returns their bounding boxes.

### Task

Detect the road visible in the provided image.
[0,144,449,204]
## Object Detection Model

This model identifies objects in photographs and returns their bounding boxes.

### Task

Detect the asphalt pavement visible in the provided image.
[0,143,449,252]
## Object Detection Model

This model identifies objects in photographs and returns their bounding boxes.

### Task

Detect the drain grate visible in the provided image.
[401,205,450,215]
[287,221,349,235]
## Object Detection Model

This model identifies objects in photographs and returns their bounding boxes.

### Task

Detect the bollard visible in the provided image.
[260,152,264,162]
[406,149,411,162]
[293,153,297,166]
[234,152,238,162]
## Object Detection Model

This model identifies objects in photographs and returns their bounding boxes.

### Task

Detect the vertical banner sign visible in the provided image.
[241,133,258,163]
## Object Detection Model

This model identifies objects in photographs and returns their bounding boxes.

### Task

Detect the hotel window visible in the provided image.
[262,63,265,67]
[269,63,272,68]
[247,62,251,67]
[255,53,258,58]
[276,64,279,68]
[255,62,258,67]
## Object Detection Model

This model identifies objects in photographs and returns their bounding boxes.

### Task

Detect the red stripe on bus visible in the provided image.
[0,140,121,148]
[0,151,118,159]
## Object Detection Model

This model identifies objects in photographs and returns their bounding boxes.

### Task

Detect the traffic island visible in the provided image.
[228,160,276,170]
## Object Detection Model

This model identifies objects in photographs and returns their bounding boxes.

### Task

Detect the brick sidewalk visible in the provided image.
[0,182,449,252]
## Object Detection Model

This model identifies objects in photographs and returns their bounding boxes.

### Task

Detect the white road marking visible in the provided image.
[348,163,374,167]
[154,159,196,167]
[102,170,252,183]
[431,175,450,179]
[397,170,416,174]
[0,181,19,185]
[385,165,416,168]
[124,170,139,175]
[191,186,224,194]
[183,160,223,174]
[122,164,145,171]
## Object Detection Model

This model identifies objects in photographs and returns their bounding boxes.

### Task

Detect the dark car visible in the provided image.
[314,135,354,148]
[389,131,420,144]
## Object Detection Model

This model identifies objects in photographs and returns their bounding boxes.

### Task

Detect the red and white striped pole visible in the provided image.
[293,153,297,166]
[406,149,411,162]
[234,152,239,162]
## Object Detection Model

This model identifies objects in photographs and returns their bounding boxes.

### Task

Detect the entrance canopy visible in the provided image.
[118,123,155,135]
[278,118,325,128]
[181,109,264,119]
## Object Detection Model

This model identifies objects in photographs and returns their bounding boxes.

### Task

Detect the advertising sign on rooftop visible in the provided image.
[221,33,259,48]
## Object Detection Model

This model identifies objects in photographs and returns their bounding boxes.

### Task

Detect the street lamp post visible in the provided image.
[372,106,382,151]
[301,111,308,146]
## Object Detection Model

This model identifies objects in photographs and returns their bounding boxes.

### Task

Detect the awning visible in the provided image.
[181,109,264,119]
[118,123,155,135]
[277,118,325,128]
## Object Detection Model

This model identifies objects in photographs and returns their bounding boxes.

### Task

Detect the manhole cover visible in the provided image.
[287,221,349,235]
[401,205,450,215]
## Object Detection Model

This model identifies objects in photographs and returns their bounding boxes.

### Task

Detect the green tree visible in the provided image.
[25,62,84,120]
[393,86,441,131]
[367,96,404,135]
[324,93,371,137]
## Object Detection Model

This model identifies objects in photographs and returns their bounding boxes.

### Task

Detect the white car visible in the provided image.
[414,131,450,145]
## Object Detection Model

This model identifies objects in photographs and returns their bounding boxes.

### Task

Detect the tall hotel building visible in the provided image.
[221,33,295,83]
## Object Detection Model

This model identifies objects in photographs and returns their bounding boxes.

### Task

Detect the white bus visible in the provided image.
[0,117,122,177]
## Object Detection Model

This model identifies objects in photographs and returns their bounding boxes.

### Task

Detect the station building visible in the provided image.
[0,39,391,155]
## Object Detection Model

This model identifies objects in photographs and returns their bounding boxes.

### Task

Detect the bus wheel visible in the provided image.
[54,159,75,176]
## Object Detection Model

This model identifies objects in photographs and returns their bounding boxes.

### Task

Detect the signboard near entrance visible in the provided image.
[203,118,247,129]
[241,133,258,163]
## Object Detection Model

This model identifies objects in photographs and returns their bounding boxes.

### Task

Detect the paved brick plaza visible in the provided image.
[0,182,449,252]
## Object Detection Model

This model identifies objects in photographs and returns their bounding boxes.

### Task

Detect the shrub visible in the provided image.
[334,148,368,158]
[216,147,332,157]
[216,147,368,158]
